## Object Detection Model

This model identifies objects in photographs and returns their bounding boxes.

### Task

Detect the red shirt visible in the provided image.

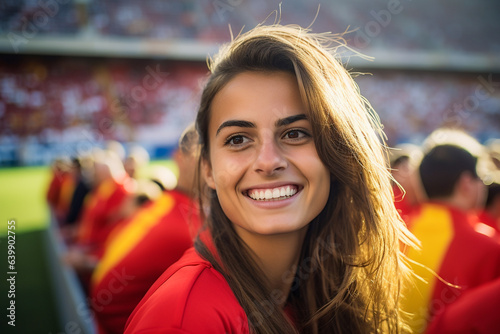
[47,169,65,207]
[402,203,500,333]
[76,178,130,256]
[47,169,75,222]
[124,246,249,334]
[477,210,500,234]
[91,190,202,334]
[426,277,500,334]
[472,211,500,243]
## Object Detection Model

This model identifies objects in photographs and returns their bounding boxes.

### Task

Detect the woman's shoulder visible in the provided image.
[125,247,249,334]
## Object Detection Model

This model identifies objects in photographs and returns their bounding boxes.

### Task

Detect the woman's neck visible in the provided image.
[234,226,308,307]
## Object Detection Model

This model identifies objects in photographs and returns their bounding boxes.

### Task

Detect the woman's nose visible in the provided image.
[252,135,287,176]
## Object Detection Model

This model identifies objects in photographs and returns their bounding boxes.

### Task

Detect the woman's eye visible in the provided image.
[225,135,248,146]
[283,129,308,140]
[230,136,244,145]
[286,130,300,139]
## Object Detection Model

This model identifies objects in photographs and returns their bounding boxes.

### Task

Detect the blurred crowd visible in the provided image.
[0,56,207,166]
[45,123,500,333]
[1,0,499,168]
[1,0,499,53]
[390,128,500,333]
[1,56,499,167]
[47,125,201,333]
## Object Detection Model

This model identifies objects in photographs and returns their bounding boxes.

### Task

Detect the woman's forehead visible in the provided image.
[208,71,307,130]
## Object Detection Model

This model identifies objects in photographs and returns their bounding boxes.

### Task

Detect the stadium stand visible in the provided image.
[0,56,498,166]
[1,0,499,54]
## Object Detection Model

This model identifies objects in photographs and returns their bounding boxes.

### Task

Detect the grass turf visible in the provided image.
[0,166,51,235]
[1,230,59,333]
[0,166,58,332]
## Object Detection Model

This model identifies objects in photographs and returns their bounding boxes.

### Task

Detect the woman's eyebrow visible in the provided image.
[215,114,307,136]
[275,114,308,127]
[216,120,255,136]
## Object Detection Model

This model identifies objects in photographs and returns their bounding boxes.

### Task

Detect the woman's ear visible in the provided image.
[172,149,182,168]
[202,158,216,190]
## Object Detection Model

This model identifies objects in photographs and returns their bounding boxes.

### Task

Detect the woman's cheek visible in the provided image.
[214,169,231,188]
[213,157,246,188]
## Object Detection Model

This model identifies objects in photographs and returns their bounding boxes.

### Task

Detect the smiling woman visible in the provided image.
[205,71,330,237]
[125,24,417,334]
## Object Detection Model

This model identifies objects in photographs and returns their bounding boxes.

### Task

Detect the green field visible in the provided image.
[0,166,51,235]
[0,166,54,333]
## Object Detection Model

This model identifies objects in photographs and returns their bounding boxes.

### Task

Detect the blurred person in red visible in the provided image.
[390,143,424,223]
[115,178,163,220]
[61,156,93,242]
[123,144,150,179]
[75,148,133,255]
[64,148,133,292]
[425,276,500,334]
[63,179,161,293]
[46,156,76,224]
[401,143,500,333]
[90,123,202,334]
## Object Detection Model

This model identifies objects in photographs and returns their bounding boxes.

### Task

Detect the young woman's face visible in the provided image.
[203,71,330,236]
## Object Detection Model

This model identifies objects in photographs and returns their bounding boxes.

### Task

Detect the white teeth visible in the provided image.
[247,186,298,201]
[265,189,272,199]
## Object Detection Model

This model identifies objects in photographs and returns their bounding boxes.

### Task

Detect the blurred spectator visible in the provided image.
[421,128,486,158]
[1,56,498,167]
[105,140,126,161]
[116,178,162,220]
[390,143,424,222]
[123,144,150,179]
[90,123,202,334]
[402,143,500,333]
[148,165,178,191]
[75,148,132,255]
[46,156,76,224]
[64,148,132,292]
[61,155,93,243]
[425,276,500,334]
[65,156,93,225]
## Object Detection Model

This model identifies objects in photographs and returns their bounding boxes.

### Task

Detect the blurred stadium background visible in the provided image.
[0,0,499,333]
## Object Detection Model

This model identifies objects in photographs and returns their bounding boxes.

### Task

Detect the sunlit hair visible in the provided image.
[195,24,417,333]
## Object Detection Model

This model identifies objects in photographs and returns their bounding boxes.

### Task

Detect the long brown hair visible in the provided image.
[195,24,416,333]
